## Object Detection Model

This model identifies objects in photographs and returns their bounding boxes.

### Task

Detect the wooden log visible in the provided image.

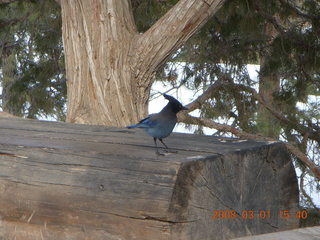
[0,117,299,240]
[233,226,320,239]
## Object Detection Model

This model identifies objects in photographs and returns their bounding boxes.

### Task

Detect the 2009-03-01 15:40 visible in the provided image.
[210,210,308,220]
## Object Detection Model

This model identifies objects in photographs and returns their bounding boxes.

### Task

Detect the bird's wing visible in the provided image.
[138,114,158,128]
[127,114,158,129]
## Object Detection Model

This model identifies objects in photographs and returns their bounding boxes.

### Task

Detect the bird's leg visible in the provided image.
[159,138,168,149]
[154,138,165,156]
[159,139,178,153]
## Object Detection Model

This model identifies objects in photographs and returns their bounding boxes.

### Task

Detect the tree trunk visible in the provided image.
[60,0,226,127]
[257,22,280,138]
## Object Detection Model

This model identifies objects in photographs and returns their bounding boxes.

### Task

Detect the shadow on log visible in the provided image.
[0,118,299,240]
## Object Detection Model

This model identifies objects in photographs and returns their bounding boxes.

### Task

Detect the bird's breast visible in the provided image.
[146,119,176,139]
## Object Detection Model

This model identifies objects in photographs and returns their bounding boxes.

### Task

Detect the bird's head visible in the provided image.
[163,94,188,113]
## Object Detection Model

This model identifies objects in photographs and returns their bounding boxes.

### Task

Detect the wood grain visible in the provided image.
[0,118,299,239]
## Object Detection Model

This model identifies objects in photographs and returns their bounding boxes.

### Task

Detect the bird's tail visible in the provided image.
[127,124,139,129]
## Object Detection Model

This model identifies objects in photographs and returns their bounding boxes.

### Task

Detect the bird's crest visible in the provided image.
[163,93,188,112]
[163,94,180,104]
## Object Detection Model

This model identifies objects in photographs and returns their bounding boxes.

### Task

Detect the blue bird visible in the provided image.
[127,94,188,155]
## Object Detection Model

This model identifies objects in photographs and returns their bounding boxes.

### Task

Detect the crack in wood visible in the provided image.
[75,208,196,225]
[0,152,28,159]
[260,220,279,229]
[142,215,198,224]
[202,179,241,218]
[250,158,265,195]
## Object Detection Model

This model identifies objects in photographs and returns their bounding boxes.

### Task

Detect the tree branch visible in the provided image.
[234,83,320,143]
[253,3,286,35]
[0,15,31,28]
[186,79,224,111]
[133,0,226,85]
[178,113,320,178]
[183,78,320,143]
[279,0,320,21]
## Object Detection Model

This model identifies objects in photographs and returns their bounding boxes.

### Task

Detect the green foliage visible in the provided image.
[0,0,179,120]
[0,0,65,120]
[162,0,320,138]
[299,208,320,227]
[132,0,178,32]
[157,0,320,213]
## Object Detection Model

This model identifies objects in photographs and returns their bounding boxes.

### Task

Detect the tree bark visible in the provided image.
[257,22,281,138]
[60,0,226,126]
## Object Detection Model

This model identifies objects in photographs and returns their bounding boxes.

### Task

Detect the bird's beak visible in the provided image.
[182,106,189,110]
